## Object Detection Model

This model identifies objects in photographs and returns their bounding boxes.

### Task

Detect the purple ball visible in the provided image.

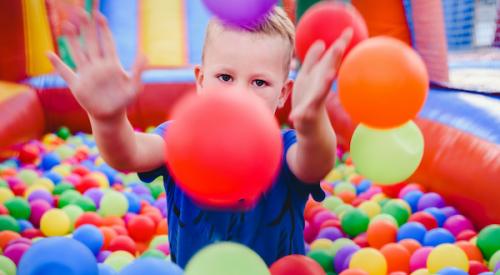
[28,189,54,206]
[317,227,343,242]
[132,185,151,196]
[417,192,445,211]
[495,260,500,273]
[334,245,360,273]
[29,199,52,227]
[154,199,167,218]
[4,243,30,265]
[202,0,278,27]
[441,206,459,218]
[6,237,32,248]
[312,211,337,229]
[97,250,111,263]
[443,215,474,236]
[410,247,433,272]
[84,188,104,208]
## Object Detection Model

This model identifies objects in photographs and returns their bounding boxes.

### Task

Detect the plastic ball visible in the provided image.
[27,189,53,206]
[52,183,74,196]
[74,196,97,212]
[0,188,14,204]
[104,251,135,272]
[4,198,31,220]
[398,222,427,244]
[367,220,398,249]
[62,204,84,229]
[127,215,155,243]
[40,209,70,236]
[108,235,136,255]
[339,35,428,128]
[349,248,388,275]
[423,228,455,247]
[0,215,20,232]
[334,245,360,273]
[120,258,183,275]
[455,241,483,262]
[341,209,369,237]
[399,239,421,255]
[97,263,115,275]
[40,153,61,171]
[3,243,30,265]
[317,227,343,242]
[424,208,447,227]
[184,242,269,275]
[340,269,369,275]
[489,251,500,271]
[468,261,489,275]
[427,244,469,273]
[0,255,16,275]
[307,249,334,273]
[371,213,399,228]
[402,190,424,213]
[408,212,438,230]
[99,191,128,217]
[58,189,81,208]
[440,206,459,218]
[456,230,477,241]
[17,220,33,232]
[417,193,445,211]
[382,200,410,227]
[311,238,334,251]
[16,169,39,186]
[124,192,141,214]
[270,254,326,275]
[18,237,98,275]
[335,182,357,196]
[410,247,432,272]
[76,175,100,194]
[476,224,500,260]
[201,0,277,27]
[438,267,468,275]
[73,224,104,255]
[358,201,381,219]
[331,238,356,257]
[295,1,367,63]
[381,243,411,273]
[141,249,166,259]
[312,211,337,229]
[19,144,40,164]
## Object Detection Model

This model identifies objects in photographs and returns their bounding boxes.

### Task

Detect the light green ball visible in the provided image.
[370,213,399,228]
[334,204,354,217]
[54,145,75,160]
[140,249,166,259]
[104,251,135,272]
[330,238,355,257]
[0,256,16,275]
[100,191,128,217]
[322,196,344,212]
[334,181,356,195]
[17,169,39,186]
[62,205,84,230]
[489,250,500,271]
[149,235,169,250]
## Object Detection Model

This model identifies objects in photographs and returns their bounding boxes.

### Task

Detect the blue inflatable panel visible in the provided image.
[186,0,211,65]
[100,0,138,70]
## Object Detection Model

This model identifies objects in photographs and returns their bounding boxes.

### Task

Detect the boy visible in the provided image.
[48,6,352,268]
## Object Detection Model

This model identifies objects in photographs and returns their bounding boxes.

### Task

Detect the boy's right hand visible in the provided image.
[47,8,146,122]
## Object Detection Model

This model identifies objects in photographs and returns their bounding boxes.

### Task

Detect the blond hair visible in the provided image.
[202,6,296,72]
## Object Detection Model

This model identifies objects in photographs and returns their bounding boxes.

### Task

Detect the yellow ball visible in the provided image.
[358,201,381,219]
[95,157,105,166]
[325,169,343,182]
[24,184,50,198]
[427,244,469,273]
[33,178,54,192]
[411,269,432,275]
[51,164,72,177]
[350,248,387,275]
[40,209,71,236]
[310,238,334,251]
[371,193,387,203]
[0,188,14,204]
[89,172,109,189]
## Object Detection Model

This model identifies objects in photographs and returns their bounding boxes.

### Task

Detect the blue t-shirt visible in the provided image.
[139,122,325,268]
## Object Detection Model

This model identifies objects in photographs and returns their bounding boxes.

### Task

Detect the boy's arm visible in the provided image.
[287,30,353,183]
[48,7,164,172]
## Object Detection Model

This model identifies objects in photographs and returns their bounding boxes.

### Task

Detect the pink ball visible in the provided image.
[398,183,424,198]
[304,221,318,243]
[409,246,432,272]
[29,199,52,227]
[4,243,30,265]
[443,215,474,236]
[358,186,382,200]
[156,243,170,255]
[65,174,82,185]
[312,210,337,229]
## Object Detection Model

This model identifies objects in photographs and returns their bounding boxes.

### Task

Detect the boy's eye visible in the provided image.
[218,74,233,82]
[252,79,268,87]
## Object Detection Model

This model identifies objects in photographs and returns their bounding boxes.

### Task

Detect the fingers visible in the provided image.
[301,41,326,73]
[63,21,88,68]
[130,55,148,92]
[317,28,354,78]
[47,52,77,87]
[95,11,119,61]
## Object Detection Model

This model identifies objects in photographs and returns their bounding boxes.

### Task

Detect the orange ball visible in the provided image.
[0,231,21,250]
[156,219,168,235]
[102,216,125,227]
[399,239,421,255]
[111,225,128,236]
[339,192,357,204]
[367,220,397,249]
[338,37,428,128]
[381,243,411,273]
[455,241,483,262]
[100,226,118,250]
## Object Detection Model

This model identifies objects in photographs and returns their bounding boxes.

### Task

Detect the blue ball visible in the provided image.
[18,237,98,275]
[356,179,371,194]
[403,190,423,213]
[98,164,118,185]
[44,171,63,184]
[120,258,183,275]
[397,222,427,243]
[425,207,447,227]
[98,264,116,275]
[40,153,61,171]
[478,273,494,275]
[18,219,34,232]
[124,192,141,214]
[438,267,468,275]
[73,225,104,256]
[139,194,155,205]
[423,228,455,247]
[81,160,96,171]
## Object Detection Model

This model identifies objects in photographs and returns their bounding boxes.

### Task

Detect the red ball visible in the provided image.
[408,212,438,230]
[295,1,368,63]
[108,235,136,255]
[19,144,40,164]
[165,92,282,209]
[111,225,128,236]
[75,175,100,193]
[353,232,368,248]
[0,204,9,215]
[21,229,43,239]
[72,165,90,177]
[75,212,103,228]
[127,215,155,242]
[11,182,27,197]
[468,260,489,275]
[456,229,477,241]
[270,254,326,275]
[381,243,411,274]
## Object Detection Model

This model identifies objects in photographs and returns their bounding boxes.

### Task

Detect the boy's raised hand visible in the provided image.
[47,7,146,121]
[290,29,353,132]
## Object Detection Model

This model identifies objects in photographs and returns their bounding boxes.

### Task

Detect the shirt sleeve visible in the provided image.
[281,129,326,202]
[137,121,171,183]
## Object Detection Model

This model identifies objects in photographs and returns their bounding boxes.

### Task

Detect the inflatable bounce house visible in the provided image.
[0,0,500,274]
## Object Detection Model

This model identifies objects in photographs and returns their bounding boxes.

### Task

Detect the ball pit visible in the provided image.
[0,128,498,274]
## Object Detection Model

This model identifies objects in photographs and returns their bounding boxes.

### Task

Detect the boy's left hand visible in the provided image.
[290,29,353,133]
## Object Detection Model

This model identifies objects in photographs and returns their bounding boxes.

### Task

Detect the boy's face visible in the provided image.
[195,25,293,113]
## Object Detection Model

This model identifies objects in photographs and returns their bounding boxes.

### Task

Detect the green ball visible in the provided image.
[148,184,164,199]
[477,224,500,260]
[307,249,334,272]
[0,255,16,275]
[62,205,84,230]
[54,145,75,160]
[330,238,355,257]
[53,182,75,195]
[104,251,135,272]
[149,235,169,250]
[184,242,269,275]
[379,198,390,207]
[350,121,424,184]
[489,250,500,271]
[370,213,399,227]
[74,196,96,212]
[382,200,409,227]
[334,204,354,216]
[17,169,38,186]
[56,127,71,140]
[322,196,344,212]
[141,249,166,259]
[334,182,356,195]
[4,198,31,220]
[341,209,370,237]
[0,215,20,232]
[58,190,81,208]
[0,179,8,188]
[100,191,128,217]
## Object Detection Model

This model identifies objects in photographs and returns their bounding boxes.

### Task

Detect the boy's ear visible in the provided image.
[194,65,204,91]
[278,79,293,108]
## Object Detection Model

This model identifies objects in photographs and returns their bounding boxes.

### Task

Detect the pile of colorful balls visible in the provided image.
[0,128,499,275]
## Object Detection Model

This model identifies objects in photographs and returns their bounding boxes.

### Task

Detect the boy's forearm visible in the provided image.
[292,107,337,183]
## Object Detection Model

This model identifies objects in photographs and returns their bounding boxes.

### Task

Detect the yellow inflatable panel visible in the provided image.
[0,82,30,103]
[140,0,187,67]
[22,0,55,76]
